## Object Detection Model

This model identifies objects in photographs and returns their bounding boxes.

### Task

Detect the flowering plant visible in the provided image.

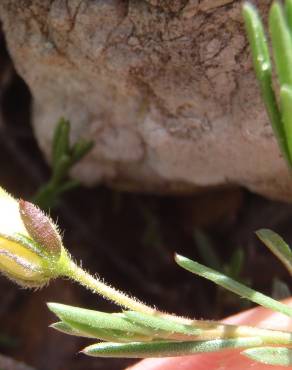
[2,0,292,368]
[1,185,292,366]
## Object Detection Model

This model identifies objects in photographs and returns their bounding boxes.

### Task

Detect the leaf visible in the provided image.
[256,229,292,276]
[82,337,263,358]
[272,278,291,300]
[194,229,221,270]
[175,254,292,317]
[227,248,244,280]
[286,0,292,32]
[51,320,151,343]
[124,311,201,337]
[280,85,292,164]
[51,155,71,185]
[71,140,94,164]
[51,321,96,338]
[269,2,292,87]
[47,303,153,336]
[243,346,292,366]
[243,3,271,81]
[52,118,70,168]
[243,3,289,164]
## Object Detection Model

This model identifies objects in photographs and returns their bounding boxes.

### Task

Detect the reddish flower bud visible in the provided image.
[19,200,62,258]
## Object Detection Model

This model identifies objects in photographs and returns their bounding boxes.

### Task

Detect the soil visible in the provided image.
[0,24,292,370]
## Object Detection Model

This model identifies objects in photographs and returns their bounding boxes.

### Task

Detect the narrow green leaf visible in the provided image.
[243,3,289,164]
[243,346,292,366]
[83,337,263,358]
[71,140,94,164]
[269,2,292,86]
[47,303,153,336]
[227,248,244,279]
[285,0,292,34]
[59,318,151,342]
[124,311,201,337]
[52,118,70,168]
[256,228,292,276]
[280,85,292,163]
[243,3,271,81]
[51,321,96,338]
[194,229,221,270]
[175,254,292,317]
[51,155,71,185]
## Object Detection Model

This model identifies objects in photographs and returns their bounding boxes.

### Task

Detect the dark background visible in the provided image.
[0,25,292,370]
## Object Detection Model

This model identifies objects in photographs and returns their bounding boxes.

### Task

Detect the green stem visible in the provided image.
[64,259,156,314]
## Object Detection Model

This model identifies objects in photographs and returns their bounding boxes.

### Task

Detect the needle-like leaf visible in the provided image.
[243,3,289,164]
[280,85,292,162]
[82,337,263,358]
[175,254,292,317]
[269,2,292,87]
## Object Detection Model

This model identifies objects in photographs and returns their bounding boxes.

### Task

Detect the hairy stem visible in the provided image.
[64,259,156,314]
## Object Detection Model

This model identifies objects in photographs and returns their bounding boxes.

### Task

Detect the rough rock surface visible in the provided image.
[0,0,291,200]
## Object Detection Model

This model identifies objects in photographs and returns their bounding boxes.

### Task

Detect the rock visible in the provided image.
[0,0,291,201]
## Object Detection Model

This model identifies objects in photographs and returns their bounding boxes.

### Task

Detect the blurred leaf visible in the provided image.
[226,248,244,280]
[33,118,93,210]
[243,346,292,366]
[52,118,70,168]
[256,229,292,276]
[194,229,221,270]
[272,278,291,300]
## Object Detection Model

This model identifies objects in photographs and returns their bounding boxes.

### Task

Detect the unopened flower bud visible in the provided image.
[0,187,69,288]
[19,200,62,258]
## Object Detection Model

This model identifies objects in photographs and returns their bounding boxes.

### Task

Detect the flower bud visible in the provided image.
[0,186,68,288]
[19,200,62,258]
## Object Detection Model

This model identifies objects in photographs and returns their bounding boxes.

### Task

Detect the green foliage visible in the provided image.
[47,226,292,364]
[33,118,93,210]
[2,184,292,364]
[243,1,292,166]
[194,229,249,313]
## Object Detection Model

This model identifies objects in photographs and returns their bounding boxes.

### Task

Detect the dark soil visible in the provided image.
[0,27,292,370]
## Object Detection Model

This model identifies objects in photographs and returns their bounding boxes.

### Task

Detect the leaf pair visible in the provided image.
[243,1,292,167]
[48,303,202,345]
[47,302,271,358]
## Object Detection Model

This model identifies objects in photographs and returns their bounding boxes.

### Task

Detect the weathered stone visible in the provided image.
[1,0,291,200]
